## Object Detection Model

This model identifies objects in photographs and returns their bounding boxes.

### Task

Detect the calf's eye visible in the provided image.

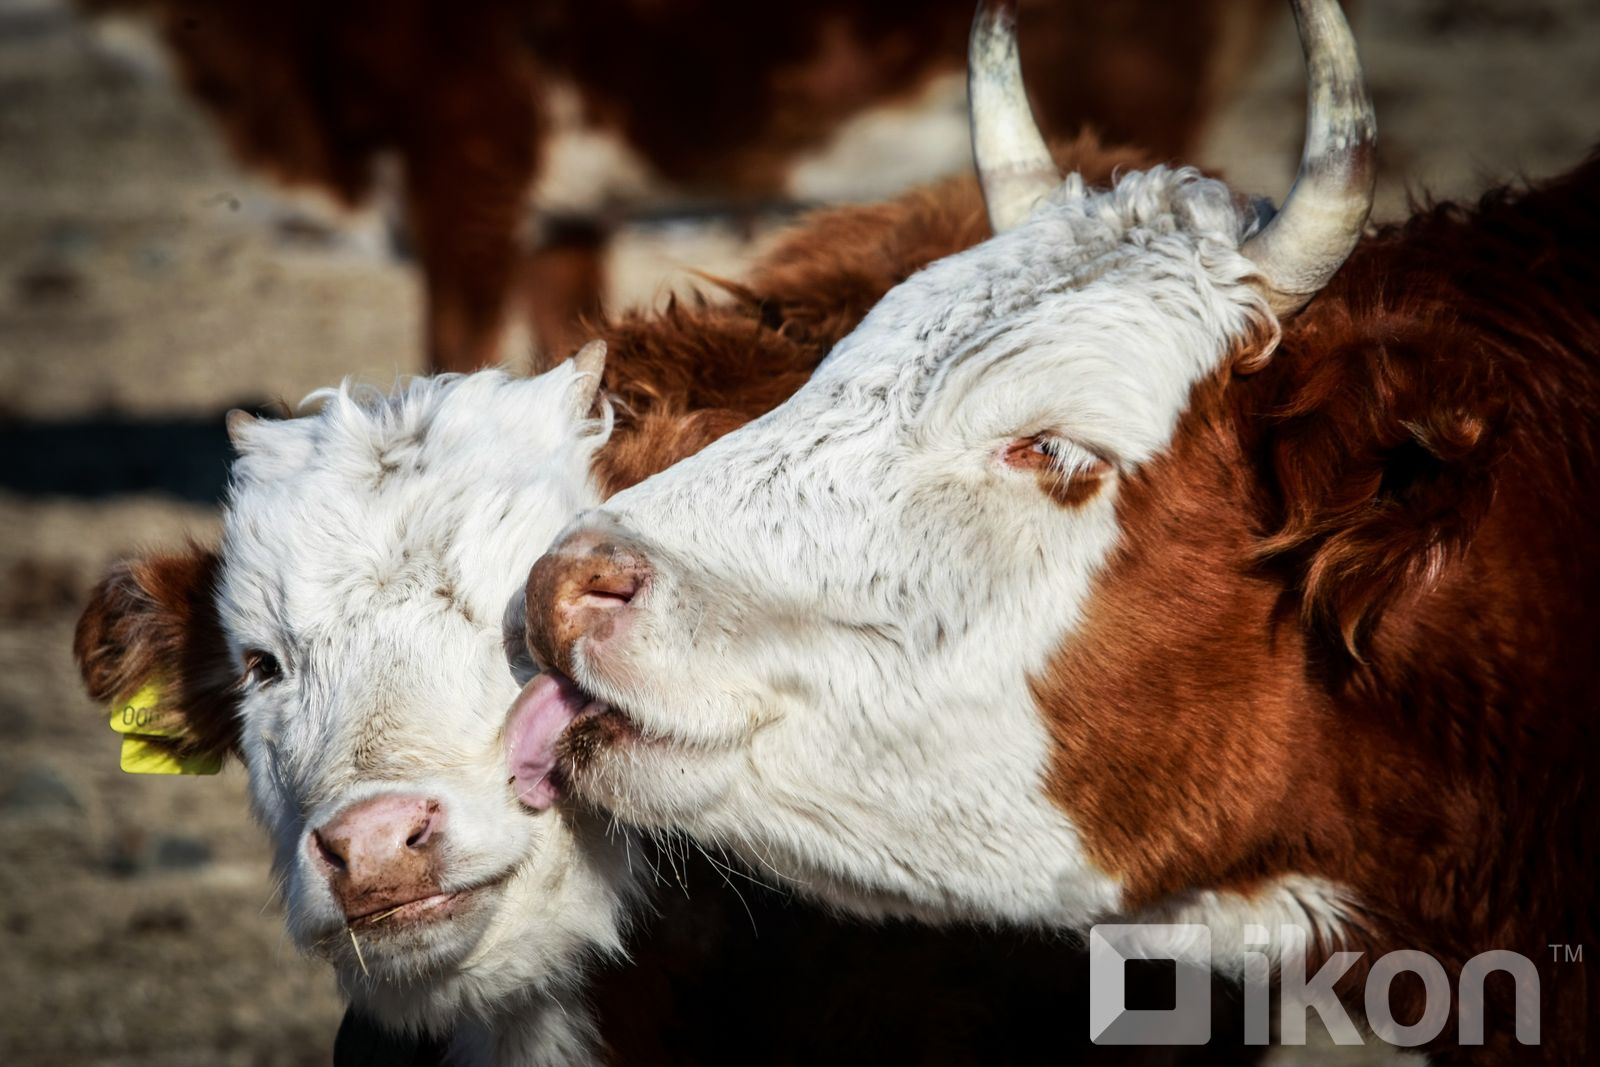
[243,649,283,687]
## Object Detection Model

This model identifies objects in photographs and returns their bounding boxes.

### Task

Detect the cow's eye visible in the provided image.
[243,649,283,687]
[1002,434,1107,473]
[1002,435,1057,471]
[1001,434,1111,505]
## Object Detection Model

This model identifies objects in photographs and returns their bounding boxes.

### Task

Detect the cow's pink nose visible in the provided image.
[309,794,445,921]
[525,528,651,675]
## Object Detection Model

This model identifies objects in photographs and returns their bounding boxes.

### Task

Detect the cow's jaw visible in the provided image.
[524,586,1133,926]
[314,806,634,1041]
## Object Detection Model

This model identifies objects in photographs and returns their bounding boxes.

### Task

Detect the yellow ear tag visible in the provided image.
[108,682,223,776]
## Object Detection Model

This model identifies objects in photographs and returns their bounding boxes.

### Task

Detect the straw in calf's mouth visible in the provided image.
[321,870,515,970]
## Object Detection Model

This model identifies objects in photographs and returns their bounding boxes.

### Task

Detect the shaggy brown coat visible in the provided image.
[1036,152,1600,1064]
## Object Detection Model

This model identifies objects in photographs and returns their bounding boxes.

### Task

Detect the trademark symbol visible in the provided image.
[1548,944,1583,963]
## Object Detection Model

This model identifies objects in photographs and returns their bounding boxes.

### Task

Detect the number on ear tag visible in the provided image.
[108,682,222,776]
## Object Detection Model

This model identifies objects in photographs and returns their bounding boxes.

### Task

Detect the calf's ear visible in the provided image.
[74,547,241,761]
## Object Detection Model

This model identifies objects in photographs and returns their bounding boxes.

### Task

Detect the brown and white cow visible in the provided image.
[81,0,1278,370]
[76,137,1276,1064]
[519,0,1599,1061]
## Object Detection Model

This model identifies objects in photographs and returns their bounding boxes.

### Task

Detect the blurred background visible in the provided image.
[1,0,1597,1063]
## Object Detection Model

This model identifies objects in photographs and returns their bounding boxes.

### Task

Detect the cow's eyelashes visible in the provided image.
[1001,435,1056,471]
[1001,434,1111,505]
[242,648,283,687]
[1001,434,1108,475]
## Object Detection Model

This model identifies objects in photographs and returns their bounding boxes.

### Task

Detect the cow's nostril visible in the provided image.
[308,794,447,921]
[526,532,653,672]
[581,568,642,606]
[312,830,348,873]
[581,587,635,607]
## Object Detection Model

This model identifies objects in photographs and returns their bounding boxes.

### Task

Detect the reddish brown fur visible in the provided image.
[520,221,608,363]
[78,0,1271,371]
[73,547,237,760]
[1038,153,1600,1063]
[1039,468,1109,509]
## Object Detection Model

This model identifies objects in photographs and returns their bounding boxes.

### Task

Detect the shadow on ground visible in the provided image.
[0,406,277,502]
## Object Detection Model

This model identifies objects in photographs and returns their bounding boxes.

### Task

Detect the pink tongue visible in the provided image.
[505,674,589,811]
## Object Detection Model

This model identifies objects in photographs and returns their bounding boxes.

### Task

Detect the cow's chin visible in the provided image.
[557,669,757,827]
[306,847,611,1038]
[308,869,513,985]
[561,728,740,834]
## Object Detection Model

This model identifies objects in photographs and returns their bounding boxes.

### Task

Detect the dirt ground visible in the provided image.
[1,0,1596,1064]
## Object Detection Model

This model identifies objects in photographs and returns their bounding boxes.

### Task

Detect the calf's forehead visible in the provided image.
[216,370,605,642]
[223,474,535,616]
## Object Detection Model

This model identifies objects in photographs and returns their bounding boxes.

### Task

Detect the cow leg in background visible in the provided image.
[1019,0,1281,161]
[403,89,542,374]
[522,215,608,370]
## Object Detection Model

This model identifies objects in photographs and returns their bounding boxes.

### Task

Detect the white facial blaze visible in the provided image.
[217,367,629,1052]
[554,167,1278,925]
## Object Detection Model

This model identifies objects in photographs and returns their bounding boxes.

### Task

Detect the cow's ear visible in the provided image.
[74,547,241,760]
[567,339,609,420]
[1255,316,1506,656]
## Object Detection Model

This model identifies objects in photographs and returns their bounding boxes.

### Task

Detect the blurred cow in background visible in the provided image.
[78,0,1278,371]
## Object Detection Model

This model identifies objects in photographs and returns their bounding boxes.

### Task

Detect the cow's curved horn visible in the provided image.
[1241,0,1376,317]
[968,0,1059,233]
